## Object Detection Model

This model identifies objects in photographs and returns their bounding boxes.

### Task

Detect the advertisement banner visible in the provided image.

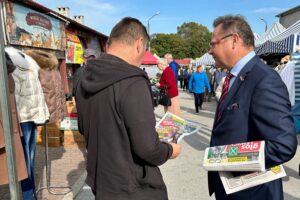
[5,2,65,50]
[65,31,83,64]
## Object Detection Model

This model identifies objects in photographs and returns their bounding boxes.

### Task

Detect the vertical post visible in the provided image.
[0,7,21,200]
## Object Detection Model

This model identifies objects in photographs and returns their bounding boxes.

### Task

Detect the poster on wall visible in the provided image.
[65,31,83,64]
[5,2,65,50]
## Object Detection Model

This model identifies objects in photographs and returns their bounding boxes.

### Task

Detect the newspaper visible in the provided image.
[203,141,265,171]
[219,165,286,194]
[155,112,200,143]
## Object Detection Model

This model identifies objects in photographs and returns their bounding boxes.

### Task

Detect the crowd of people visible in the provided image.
[1,14,298,200]
[74,15,297,200]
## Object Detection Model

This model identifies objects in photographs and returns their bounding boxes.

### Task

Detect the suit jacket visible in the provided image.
[209,56,298,200]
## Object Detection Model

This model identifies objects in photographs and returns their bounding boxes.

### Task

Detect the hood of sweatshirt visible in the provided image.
[81,53,149,94]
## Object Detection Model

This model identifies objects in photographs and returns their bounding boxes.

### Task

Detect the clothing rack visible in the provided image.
[35,123,71,197]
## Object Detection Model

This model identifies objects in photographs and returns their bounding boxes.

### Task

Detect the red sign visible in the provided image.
[226,141,261,153]
[26,12,52,30]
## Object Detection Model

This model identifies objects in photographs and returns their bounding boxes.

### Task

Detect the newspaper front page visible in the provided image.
[203,141,265,171]
[219,165,286,194]
[155,112,200,143]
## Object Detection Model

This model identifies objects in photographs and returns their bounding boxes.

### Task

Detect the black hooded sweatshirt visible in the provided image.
[76,53,173,200]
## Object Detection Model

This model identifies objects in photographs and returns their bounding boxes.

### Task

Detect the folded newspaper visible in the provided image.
[219,165,286,194]
[155,112,199,143]
[203,141,265,171]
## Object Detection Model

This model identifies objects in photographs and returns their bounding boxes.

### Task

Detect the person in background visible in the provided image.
[156,58,181,116]
[76,17,181,200]
[183,67,189,91]
[189,66,211,113]
[179,66,184,89]
[208,14,297,200]
[205,67,213,102]
[165,53,179,85]
[72,48,98,96]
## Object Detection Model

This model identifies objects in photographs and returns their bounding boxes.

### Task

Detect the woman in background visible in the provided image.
[156,58,180,115]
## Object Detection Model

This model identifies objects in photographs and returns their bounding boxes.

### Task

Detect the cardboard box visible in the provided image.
[63,130,85,148]
[66,100,77,113]
[36,123,63,147]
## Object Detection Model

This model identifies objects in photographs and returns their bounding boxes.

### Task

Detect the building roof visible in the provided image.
[13,0,108,39]
[276,5,300,17]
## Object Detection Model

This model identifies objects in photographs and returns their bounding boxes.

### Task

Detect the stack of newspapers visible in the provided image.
[203,141,286,194]
[155,112,199,143]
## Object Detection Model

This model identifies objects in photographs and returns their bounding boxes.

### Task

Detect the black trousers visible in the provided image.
[194,93,204,112]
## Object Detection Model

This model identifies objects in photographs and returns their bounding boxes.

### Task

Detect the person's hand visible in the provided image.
[170,143,181,159]
[156,83,160,87]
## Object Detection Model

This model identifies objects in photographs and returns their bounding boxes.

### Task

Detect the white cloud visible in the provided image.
[252,7,286,13]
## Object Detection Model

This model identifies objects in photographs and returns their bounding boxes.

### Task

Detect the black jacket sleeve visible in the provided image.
[120,78,173,166]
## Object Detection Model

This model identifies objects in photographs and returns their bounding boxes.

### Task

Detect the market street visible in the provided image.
[75,89,300,200]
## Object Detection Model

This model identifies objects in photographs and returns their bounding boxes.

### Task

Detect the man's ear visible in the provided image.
[136,37,145,54]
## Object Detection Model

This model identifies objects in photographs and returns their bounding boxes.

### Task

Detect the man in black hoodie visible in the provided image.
[76,17,181,200]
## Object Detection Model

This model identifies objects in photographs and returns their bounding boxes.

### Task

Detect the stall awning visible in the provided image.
[255,22,286,46]
[142,51,157,65]
[256,20,300,55]
[194,53,215,66]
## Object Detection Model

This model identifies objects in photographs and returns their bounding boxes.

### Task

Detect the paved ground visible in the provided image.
[1,89,300,200]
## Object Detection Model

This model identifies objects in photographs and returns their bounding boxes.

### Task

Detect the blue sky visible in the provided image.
[36,0,299,36]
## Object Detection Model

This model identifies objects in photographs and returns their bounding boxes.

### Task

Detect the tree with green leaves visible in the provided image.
[150,22,211,59]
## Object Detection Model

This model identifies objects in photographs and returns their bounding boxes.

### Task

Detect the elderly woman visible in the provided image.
[156,58,180,115]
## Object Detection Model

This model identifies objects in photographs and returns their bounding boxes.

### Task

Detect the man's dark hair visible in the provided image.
[213,15,254,47]
[107,17,149,49]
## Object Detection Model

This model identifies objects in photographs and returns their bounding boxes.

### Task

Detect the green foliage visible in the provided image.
[150,22,211,59]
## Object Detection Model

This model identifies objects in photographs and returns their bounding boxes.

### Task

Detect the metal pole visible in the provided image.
[260,17,268,32]
[147,11,160,51]
[0,10,21,200]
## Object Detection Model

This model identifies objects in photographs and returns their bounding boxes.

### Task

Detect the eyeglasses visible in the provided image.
[209,33,233,48]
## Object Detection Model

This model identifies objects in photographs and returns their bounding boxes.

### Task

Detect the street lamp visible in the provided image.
[147,11,160,50]
[260,17,268,32]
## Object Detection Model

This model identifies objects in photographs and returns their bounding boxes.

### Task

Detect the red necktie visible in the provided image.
[217,73,233,121]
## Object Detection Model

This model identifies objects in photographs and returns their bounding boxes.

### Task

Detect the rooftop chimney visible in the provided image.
[74,15,84,24]
[56,7,70,18]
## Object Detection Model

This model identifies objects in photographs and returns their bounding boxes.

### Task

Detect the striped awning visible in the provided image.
[256,20,300,55]
[194,53,215,66]
[293,53,300,104]
[255,22,286,46]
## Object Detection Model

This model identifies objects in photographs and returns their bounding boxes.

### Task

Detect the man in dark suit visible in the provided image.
[208,15,298,200]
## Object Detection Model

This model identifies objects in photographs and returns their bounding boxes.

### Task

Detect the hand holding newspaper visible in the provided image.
[203,141,265,171]
[155,112,199,143]
[219,165,286,194]
[203,141,286,194]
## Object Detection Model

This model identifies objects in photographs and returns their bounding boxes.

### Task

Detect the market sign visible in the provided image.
[66,31,83,64]
[25,12,52,31]
[5,2,65,50]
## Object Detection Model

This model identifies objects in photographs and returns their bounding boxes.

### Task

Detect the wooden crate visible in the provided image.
[63,130,85,147]
[36,123,63,147]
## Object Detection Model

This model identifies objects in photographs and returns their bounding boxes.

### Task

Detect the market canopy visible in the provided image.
[142,51,157,65]
[255,20,300,55]
[255,22,286,46]
[194,53,215,66]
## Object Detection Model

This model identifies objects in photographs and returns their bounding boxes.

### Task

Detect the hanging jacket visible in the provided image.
[5,47,49,124]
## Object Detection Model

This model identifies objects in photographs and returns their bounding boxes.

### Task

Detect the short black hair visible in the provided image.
[108,17,149,48]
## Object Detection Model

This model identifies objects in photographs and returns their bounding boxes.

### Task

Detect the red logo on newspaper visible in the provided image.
[226,141,261,153]
[160,120,177,128]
